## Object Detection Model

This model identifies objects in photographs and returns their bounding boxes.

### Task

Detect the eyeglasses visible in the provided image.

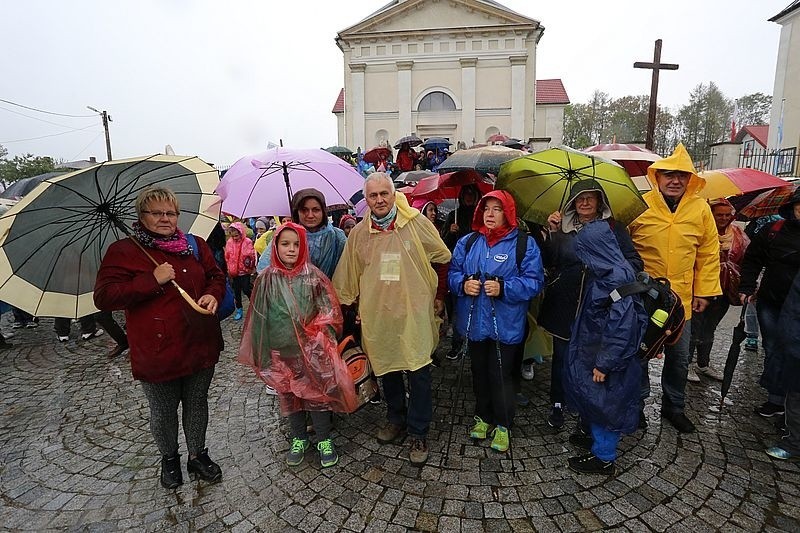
[659,171,691,182]
[142,210,179,219]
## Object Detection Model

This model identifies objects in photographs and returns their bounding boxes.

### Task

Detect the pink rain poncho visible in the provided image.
[238,222,357,415]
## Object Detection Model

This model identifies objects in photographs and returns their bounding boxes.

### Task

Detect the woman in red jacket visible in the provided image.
[94,187,226,489]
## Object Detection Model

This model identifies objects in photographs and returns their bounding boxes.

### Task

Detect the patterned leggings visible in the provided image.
[140,366,215,458]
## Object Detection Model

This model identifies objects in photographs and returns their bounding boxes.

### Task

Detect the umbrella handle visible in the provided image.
[130,237,214,316]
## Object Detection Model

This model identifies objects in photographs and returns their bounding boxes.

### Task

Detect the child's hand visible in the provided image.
[592,368,606,383]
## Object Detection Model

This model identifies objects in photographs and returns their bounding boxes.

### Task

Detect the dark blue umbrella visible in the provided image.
[422,137,452,150]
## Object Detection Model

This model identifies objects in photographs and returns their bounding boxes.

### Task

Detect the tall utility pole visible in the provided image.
[633,39,679,151]
[87,106,113,161]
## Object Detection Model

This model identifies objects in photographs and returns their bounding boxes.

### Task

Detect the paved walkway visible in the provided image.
[1,309,799,532]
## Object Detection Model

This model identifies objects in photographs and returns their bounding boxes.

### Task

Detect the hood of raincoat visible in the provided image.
[575,220,636,291]
[291,188,328,228]
[229,221,247,238]
[779,188,800,221]
[338,214,357,229]
[646,143,705,197]
[270,222,309,275]
[471,189,517,231]
[561,179,613,233]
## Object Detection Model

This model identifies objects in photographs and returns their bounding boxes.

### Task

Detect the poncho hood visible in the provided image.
[270,222,309,275]
[646,143,705,197]
[291,188,328,228]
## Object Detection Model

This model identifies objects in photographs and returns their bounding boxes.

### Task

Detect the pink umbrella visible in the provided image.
[583,144,661,186]
[215,147,364,217]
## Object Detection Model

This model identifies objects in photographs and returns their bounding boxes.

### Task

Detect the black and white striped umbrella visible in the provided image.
[0,154,220,318]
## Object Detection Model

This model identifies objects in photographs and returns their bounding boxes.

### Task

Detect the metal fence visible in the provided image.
[738,146,799,177]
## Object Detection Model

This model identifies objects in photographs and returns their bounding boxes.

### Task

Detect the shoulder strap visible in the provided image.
[186,233,200,261]
[464,231,480,255]
[515,229,527,272]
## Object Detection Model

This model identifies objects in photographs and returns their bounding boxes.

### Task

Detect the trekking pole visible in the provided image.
[489,293,517,475]
[444,272,479,467]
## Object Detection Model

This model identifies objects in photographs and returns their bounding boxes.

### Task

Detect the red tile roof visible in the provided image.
[536,79,570,105]
[736,125,769,147]
[332,88,344,113]
[332,79,570,114]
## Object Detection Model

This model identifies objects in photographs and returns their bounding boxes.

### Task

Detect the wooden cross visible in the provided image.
[634,39,678,151]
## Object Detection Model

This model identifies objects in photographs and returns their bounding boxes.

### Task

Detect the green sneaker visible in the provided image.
[490,425,509,452]
[469,416,491,439]
[317,438,339,468]
[286,438,310,466]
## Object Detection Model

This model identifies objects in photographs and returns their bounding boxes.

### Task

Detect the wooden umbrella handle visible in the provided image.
[129,237,213,316]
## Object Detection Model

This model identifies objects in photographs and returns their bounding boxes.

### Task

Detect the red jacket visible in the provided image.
[94,236,226,383]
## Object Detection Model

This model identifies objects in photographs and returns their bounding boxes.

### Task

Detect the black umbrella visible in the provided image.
[0,155,221,318]
[0,171,69,200]
[720,304,750,406]
[324,146,354,156]
[422,137,451,150]
[393,134,422,148]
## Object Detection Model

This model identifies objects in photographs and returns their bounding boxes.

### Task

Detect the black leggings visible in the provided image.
[469,339,517,428]
[231,275,252,309]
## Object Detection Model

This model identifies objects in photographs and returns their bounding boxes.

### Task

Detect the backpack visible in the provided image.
[464,228,528,272]
[609,272,686,360]
[186,233,236,321]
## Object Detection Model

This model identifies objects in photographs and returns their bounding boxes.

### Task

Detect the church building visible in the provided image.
[332,0,568,150]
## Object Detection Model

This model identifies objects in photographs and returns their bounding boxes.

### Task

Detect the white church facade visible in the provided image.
[332,0,568,150]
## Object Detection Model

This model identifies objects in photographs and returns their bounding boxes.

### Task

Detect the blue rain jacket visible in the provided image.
[448,228,544,345]
[564,220,647,433]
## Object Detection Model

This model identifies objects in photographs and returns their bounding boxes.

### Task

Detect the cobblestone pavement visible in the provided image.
[1,309,799,532]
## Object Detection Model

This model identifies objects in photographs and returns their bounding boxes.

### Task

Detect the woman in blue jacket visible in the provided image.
[564,221,647,475]
[448,190,544,452]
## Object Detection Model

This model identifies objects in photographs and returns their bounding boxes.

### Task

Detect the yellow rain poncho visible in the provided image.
[333,192,451,376]
[628,143,721,318]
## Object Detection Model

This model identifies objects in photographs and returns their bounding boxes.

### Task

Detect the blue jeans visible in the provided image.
[381,364,432,439]
[757,301,786,404]
[590,423,621,462]
[640,319,692,414]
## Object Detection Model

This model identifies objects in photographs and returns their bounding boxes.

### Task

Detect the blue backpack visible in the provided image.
[186,233,236,321]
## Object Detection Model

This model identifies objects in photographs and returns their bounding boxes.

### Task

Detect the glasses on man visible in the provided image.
[142,210,179,219]
[659,171,691,182]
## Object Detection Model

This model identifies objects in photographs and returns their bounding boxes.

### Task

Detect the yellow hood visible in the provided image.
[646,143,706,196]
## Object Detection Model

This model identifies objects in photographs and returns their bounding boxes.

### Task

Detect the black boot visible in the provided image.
[187,449,222,483]
[160,453,183,489]
[568,453,615,475]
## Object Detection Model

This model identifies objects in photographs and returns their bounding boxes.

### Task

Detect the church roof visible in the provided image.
[331,79,570,113]
[735,125,769,147]
[358,0,528,23]
[536,79,570,105]
[770,0,800,22]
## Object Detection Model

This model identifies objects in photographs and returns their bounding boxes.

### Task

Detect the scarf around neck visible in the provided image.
[133,221,192,256]
[371,204,398,231]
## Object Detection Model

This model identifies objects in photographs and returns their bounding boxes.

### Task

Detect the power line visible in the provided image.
[69,132,104,161]
[0,97,96,118]
[0,104,87,129]
[0,124,100,144]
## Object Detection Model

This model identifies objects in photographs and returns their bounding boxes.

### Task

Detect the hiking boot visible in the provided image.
[696,364,723,381]
[286,437,310,466]
[377,423,405,444]
[317,438,338,468]
[744,337,758,351]
[686,366,701,383]
[409,438,429,465]
[547,406,564,429]
[569,428,593,449]
[469,416,491,439]
[568,453,615,475]
[521,363,535,381]
[661,411,696,433]
[107,343,129,358]
[187,449,222,483]
[755,401,785,418]
[490,426,509,452]
[160,453,183,489]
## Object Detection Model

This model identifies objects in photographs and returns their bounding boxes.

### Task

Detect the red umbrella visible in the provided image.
[698,168,789,199]
[731,181,800,220]
[407,170,493,204]
[363,146,392,164]
[583,143,661,181]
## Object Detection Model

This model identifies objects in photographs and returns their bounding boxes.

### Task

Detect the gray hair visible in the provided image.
[362,172,395,196]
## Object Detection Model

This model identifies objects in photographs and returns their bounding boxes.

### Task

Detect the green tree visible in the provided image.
[736,92,772,126]
[606,95,649,143]
[0,154,59,187]
[563,103,594,148]
[0,144,7,159]
[675,82,732,162]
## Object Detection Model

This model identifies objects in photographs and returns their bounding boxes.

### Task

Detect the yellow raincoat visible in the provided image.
[333,192,451,376]
[628,143,721,318]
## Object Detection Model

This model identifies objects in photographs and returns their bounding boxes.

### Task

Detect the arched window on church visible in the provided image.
[418,91,456,112]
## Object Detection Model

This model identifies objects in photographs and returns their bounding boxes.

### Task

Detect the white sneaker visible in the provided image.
[81,329,104,341]
[57,335,69,343]
[687,366,701,383]
[696,365,723,381]
[264,385,278,395]
[521,363,535,381]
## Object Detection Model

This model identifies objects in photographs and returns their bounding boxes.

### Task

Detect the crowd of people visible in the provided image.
[81,141,800,489]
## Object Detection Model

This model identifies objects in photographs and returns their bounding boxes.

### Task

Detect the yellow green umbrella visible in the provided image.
[496,146,647,226]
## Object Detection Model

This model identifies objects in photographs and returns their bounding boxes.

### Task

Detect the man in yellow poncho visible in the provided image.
[628,143,721,434]
[333,172,451,465]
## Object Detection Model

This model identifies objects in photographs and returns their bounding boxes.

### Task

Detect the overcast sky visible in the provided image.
[0,0,789,167]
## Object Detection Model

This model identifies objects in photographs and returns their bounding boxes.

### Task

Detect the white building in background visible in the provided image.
[332,0,569,150]
[768,1,800,176]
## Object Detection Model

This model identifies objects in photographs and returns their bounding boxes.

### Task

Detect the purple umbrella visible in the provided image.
[215,147,365,217]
